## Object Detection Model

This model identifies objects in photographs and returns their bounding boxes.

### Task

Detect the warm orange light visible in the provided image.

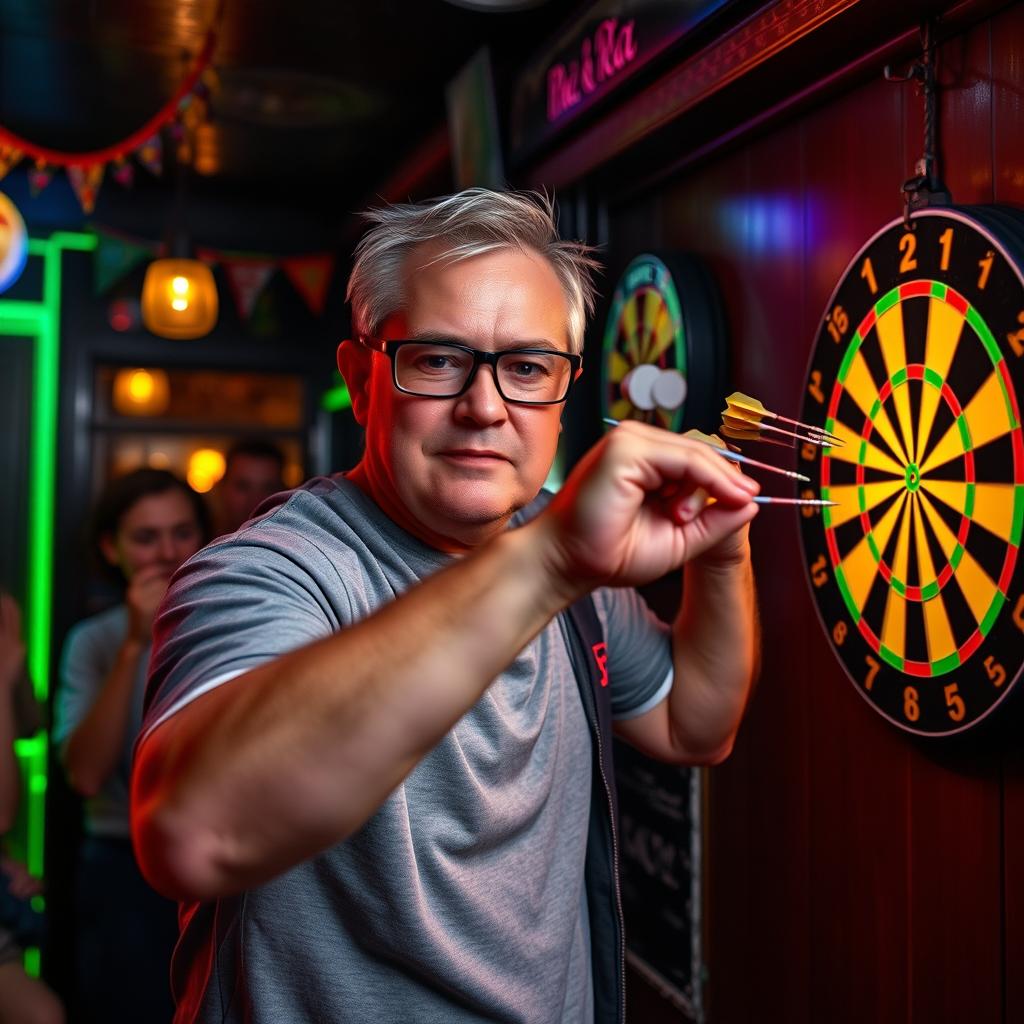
[142,258,218,339]
[186,448,226,493]
[112,367,170,416]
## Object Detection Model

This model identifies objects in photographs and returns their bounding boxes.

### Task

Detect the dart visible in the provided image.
[751,496,838,507]
[719,420,794,448]
[721,409,836,447]
[601,417,811,482]
[725,391,844,446]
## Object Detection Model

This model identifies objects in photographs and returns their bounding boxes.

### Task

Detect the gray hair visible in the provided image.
[346,188,601,354]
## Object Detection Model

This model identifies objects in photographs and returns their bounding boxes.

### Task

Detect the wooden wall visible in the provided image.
[597,4,1024,1021]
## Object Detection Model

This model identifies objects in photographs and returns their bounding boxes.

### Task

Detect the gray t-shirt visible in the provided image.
[56,604,148,838]
[142,476,673,1024]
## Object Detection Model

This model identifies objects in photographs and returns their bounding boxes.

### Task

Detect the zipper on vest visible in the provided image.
[592,717,627,1024]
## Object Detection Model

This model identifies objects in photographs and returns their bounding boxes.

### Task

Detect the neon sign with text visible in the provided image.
[547,18,638,122]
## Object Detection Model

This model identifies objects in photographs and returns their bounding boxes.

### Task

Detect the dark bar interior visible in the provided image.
[0,1,1022,1021]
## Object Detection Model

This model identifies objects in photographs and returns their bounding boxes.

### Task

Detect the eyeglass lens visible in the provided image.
[394,343,573,402]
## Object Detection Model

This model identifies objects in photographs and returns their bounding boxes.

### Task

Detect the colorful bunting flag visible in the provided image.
[94,229,156,294]
[112,159,134,188]
[281,254,335,316]
[28,164,52,197]
[0,146,22,183]
[67,164,104,214]
[136,134,163,177]
[222,257,276,321]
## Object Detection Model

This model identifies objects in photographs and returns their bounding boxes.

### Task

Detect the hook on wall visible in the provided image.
[884,19,951,229]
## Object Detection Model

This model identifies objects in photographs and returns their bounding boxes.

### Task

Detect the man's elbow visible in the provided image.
[131,739,233,902]
[132,793,230,903]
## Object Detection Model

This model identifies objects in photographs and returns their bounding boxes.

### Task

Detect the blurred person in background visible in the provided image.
[55,469,209,1023]
[214,438,286,536]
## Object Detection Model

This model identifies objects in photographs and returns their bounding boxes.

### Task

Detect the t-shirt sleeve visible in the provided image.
[140,525,339,744]
[54,618,107,748]
[592,586,674,720]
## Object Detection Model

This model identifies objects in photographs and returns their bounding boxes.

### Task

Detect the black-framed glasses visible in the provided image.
[359,337,582,405]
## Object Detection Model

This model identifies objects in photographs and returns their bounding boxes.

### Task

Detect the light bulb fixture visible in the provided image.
[186,447,226,493]
[112,366,171,416]
[142,258,218,339]
[141,137,219,340]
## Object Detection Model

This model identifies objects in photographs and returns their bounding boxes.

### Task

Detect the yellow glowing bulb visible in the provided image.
[187,448,226,493]
[171,297,189,312]
[127,370,155,402]
[171,276,190,295]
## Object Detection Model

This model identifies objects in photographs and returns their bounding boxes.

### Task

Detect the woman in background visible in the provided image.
[55,469,209,1023]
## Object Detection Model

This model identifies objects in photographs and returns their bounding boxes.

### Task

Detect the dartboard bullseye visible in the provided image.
[601,252,726,433]
[800,208,1024,737]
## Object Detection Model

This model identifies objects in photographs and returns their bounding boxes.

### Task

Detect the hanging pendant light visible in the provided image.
[142,137,218,340]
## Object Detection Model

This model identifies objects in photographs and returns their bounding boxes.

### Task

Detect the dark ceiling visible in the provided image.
[0,0,582,225]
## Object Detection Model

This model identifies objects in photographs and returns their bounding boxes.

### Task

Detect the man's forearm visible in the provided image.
[133,517,574,901]
[668,547,759,761]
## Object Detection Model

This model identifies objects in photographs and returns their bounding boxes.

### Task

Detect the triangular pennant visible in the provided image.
[93,229,155,294]
[222,258,275,320]
[0,146,23,183]
[67,164,104,214]
[112,159,134,188]
[29,164,52,197]
[136,134,163,176]
[281,254,335,315]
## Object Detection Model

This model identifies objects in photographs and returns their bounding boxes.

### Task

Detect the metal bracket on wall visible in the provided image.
[884,19,952,229]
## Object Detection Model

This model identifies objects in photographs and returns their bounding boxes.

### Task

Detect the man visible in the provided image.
[133,189,760,1024]
[214,438,286,536]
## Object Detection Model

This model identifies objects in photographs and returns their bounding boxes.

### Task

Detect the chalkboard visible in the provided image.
[614,737,703,1021]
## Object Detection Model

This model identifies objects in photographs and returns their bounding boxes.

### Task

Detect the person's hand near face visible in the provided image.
[125,564,176,646]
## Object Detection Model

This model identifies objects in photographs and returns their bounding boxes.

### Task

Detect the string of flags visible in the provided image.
[94,226,336,320]
[0,2,222,215]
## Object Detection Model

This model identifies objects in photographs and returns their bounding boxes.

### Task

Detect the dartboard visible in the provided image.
[799,207,1024,737]
[601,253,725,433]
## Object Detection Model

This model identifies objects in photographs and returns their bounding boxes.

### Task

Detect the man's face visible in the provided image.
[220,454,284,532]
[355,244,572,547]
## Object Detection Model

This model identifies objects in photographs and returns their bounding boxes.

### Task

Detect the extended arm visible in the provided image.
[133,422,759,901]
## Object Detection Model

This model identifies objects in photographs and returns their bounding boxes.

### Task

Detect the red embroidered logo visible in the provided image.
[592,642,609,687]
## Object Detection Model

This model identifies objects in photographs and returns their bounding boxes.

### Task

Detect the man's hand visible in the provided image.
[543,420,760,596]
[126,565,173,645]
[0,593,25,694]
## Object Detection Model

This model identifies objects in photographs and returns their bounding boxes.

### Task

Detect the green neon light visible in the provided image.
[321,384,351,413]
[1,229,96,976]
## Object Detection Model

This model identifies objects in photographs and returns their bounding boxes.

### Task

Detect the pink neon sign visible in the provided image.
[546,17,638,122]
